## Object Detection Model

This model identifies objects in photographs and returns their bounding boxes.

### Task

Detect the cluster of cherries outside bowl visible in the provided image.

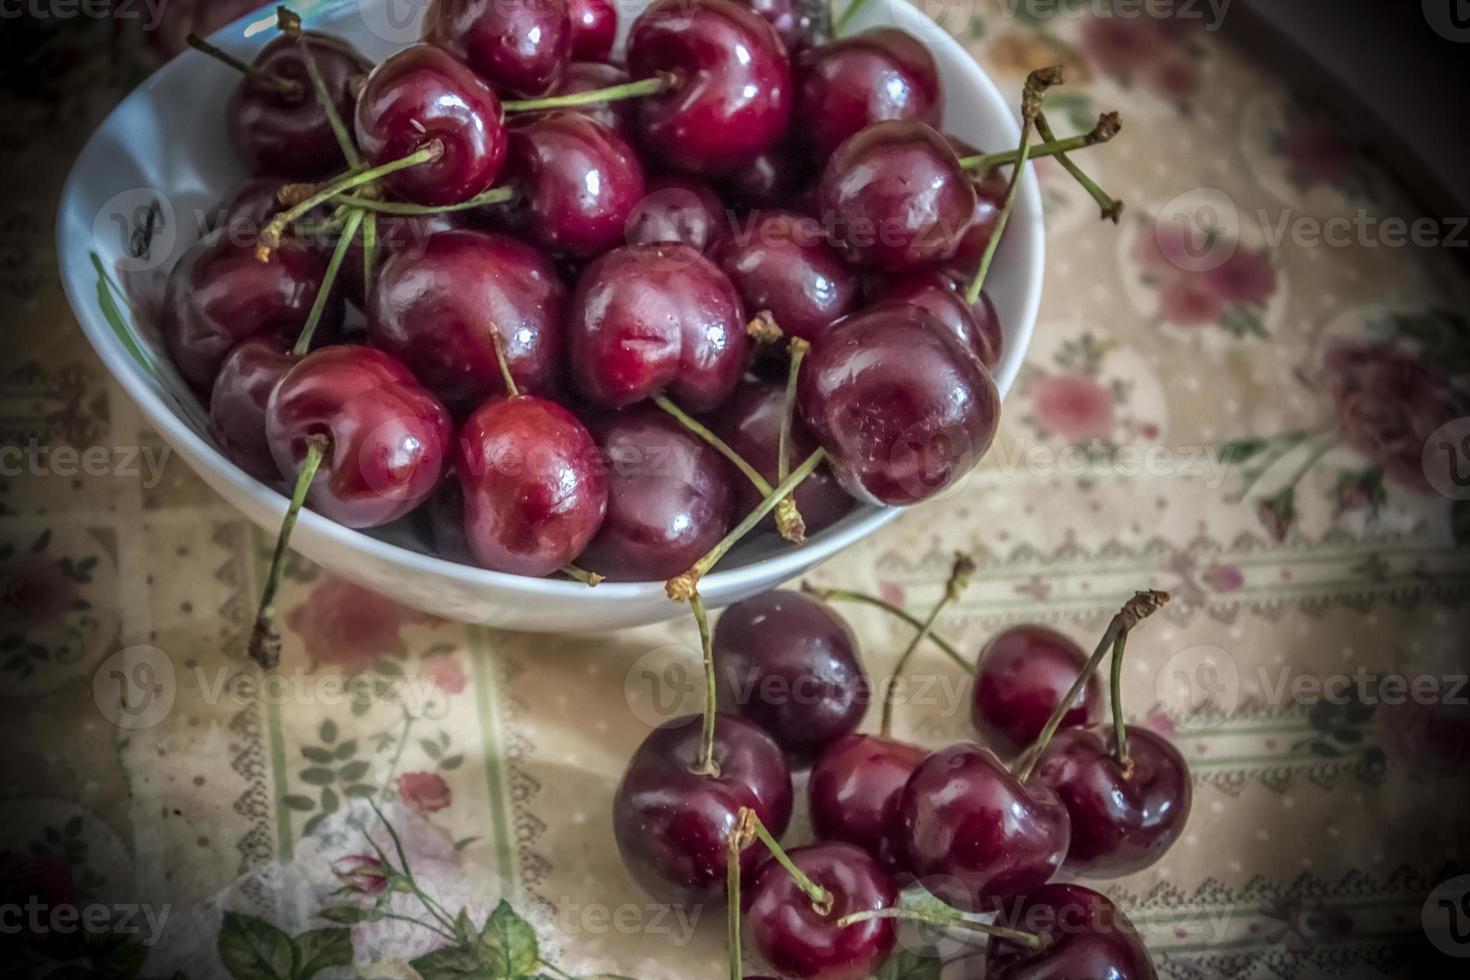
[156,0,1164,972]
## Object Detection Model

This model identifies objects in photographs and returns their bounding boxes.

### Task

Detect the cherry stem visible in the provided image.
[957,112,1121,173]
[361,210,377,298]
[880,553,976,739]
[836,907,1049,950]
[561,564,604,587]
[778,337,809,485]
[1014,589,1169,784]
[799,582,974,675]
[249,434,329,668]
[746,311,783,345]
[329,186,516,215]
[726,809,753,979]
[501,72,677,112]
[257,141,444,260]
[292,208,362,356]
[652,394,805,544]
[1035,110,1123,223]
[277,6,361,169]
[1110,629,1132,774]
[666,449,825,601]
[487,321,521,398]
[186,33,302,99]
[738,807,834,915]
[690,590,720,777]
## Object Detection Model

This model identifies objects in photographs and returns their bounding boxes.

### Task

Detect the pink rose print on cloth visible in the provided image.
[1032,373,1116,443]
[1241,95,1376,208]
[419,653,467,696]
[1078,12,1205,107]
[396,771,452,814]
[286,575,433,669]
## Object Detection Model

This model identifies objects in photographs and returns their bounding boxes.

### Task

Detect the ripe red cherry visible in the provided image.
[627,0,793,175]
[162,230,341,391]
[266,346,453,528]
[452,395,607,576]
[210,337,297,485]
[550,62,637,139]
[868,270,1003,370]
[972,624,1103,757]
[738,0,811,53]
[354,44,507,206]
[744,843,898,980]
[613,713,793,905]
[715,382,852,535]
[340,211,463,309]
[568,0,616,61]
[713,591,868,763]
[423,0,570,97]
[578,407,736,581]
[624,177,730,252]
[369,229,565,416]
[897,743,1070,911]
[796,28,941,160]
[1031,725,1192,878]
[507,113,646,258]
[942,135,1010,280]
[713,209,858,343]
[227,32,369,180]
[568,243,749,411]
[808,734,925,873]
[206,176,288,236]
[982,883,1156,979]
[797,303,1000,505]
[818,120,976,270]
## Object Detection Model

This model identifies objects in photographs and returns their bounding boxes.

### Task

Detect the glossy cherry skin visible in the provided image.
[715,382,852,535]
[713,590,868,764]
[896,743,1070,912]
[354,44,507,207]
[796,28,941,161]
[568,243,749,411]
[744,843,898,980]
[162,230,340,391]
[1032,725,1192,878]
[507,113,646,258]
[627,0,793,176]
[340,211,462,309]
[808,734,925,873]
[266,346,453,528]
[369,229,564,417]
[550,62,637,139]
[972,624,1103,757]
[452,395,607,576]
[982,884,1157,980]
[868,270,1002,371]
[738,0,812,54]
[797,303,1000,505]
[713,209,858,343]
[624,177,730,252]
[613,713,793,905]
[227,32,369,180]
[423,0,570,97]
[818,120,977,271]
[209,337,297,485]
[578,407,736,581]
[568,0,616,61]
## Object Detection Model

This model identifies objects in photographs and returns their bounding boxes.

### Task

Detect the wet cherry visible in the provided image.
[209,337,297,485]
[972,624,1103,757]
[982,883,1157,979]
[568,0,616,61]
[795,28,941,160]
[808,733,925,873]
[712,209,858,343]
[624,177,731,252]
[868,269,1003,370]
[423,0,570,97]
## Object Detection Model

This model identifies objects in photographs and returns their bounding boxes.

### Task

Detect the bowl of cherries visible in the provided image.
[55,0,1122,638]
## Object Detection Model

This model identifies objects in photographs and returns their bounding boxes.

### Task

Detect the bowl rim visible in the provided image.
[55,0,1043,606]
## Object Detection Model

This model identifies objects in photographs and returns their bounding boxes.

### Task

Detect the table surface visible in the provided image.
[3,2,1469,977]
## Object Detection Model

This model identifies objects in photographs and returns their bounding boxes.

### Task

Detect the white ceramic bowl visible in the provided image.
[56,0,1042,632]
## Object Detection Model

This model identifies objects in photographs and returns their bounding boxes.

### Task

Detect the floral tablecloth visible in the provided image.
[3,2,1469,978]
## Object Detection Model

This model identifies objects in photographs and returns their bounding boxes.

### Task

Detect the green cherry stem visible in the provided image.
[739,806,834,915]
[186,32,302,99]
[249,435,329,668]
[1109,628,1132,775]
[799,582,974,675]
[293,207,363,356]
[501,72,677,112]
[328,185,516,215]
[777,337,810,485]
[690,590,720,777]
[879,553,976,739]
[726,809,753,980]
[957,112,1122,173]
[836,907,1049,950]
[834,0,870,34]
[361,210,377,298]
[1035,109,1123,222]
[277,6,361,168]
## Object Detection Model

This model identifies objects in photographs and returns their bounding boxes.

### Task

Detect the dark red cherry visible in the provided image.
[808,734,925,873]
[613,713,793,905]
[714,209,857,343]
[722,141,809,209]
[627,0,793,176]
[713,590,868,763]
[550,62,637,139]
[227,32,370,180]
[369,228,565,417]
[737,0,811,54]
[867,270,1002,370]
[797,303,999,505]
[1032,725,1192,878]
[423,0,570,97]
[568,243,749,411]
[982,883,1157,980]
[507,113,646,258]
[624,177,730,252]
[162,230,341,392]
[568,0,616,61]
[210,337,297,485]
[972,624,1103,757]
[897,743,1070,911]
[578,407,736,581]
[744,843,898,980]
[354,44,507,206]
[796,28,941,161]
[205,176,287,238]
[340,211,463,309]
[714,382,852,535]
[265,346,452,528]
[452,395,607,576]
[818,120,976,271]
[942,135,1010,281]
